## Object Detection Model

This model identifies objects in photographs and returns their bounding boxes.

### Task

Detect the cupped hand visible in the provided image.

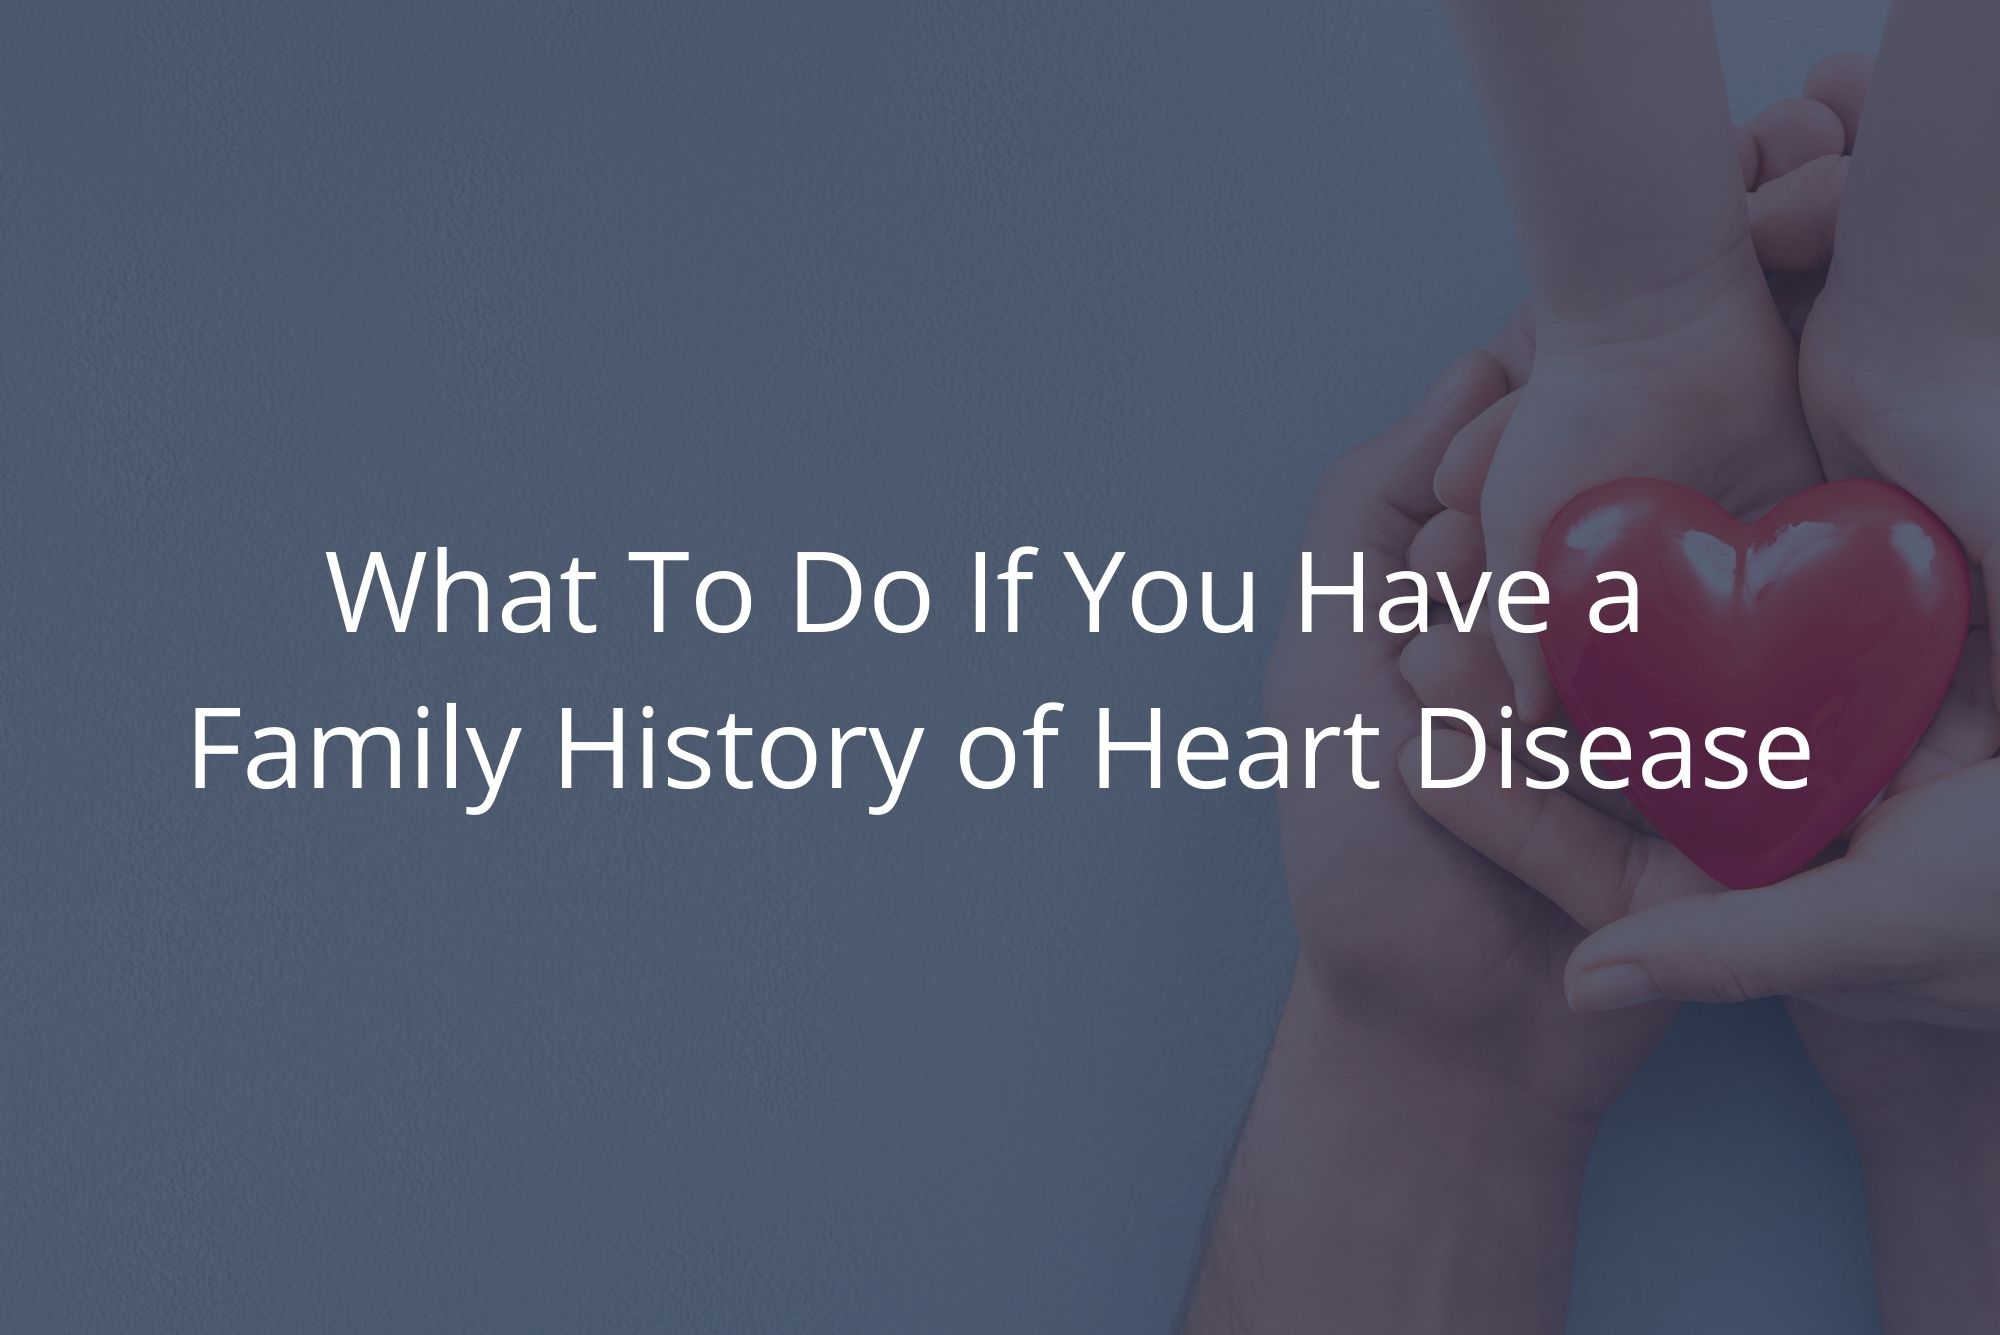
[1265,350,1673,1132]
[1394,532,2000,1132]
[1400,622,2000,1024]
[1247,59,1892,1148]
[1790,12,2000,701]
[1430,53,2000,1140]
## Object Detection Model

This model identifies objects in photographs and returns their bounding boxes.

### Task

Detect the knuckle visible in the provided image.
[1614,835,1659,915]
[1697,954,1765,1006]
[1506,791,1562,883]
[1396,635,1443,701]
[1797,152,1848,189]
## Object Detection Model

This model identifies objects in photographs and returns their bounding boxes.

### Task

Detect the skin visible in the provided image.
[1442,0,1825,722]
[1192,46,2000,1329]
[1184,86,1876,1330]
[1807,0,2000,675]
[1419,34,2000,1106]
[1413,33,2000,1323]
[1402,549,2000,1328]
[1184,351,1669,1335]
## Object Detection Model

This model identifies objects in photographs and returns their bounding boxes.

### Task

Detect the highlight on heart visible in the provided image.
[1189,6,2000,1329]
[1300,473,1973,890]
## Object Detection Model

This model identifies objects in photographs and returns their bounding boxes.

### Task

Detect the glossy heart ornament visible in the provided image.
[1539,478,1970,889]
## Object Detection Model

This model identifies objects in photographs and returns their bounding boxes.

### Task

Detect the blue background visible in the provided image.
[11,1,1894,1329]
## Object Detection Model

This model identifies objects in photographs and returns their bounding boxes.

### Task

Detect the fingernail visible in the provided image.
[1567,963,1662,1012]
[1413,353,1475,418]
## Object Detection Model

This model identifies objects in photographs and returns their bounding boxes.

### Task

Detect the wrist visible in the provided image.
[1809,1026,2000,1166]
[1846,1089,2000,1181]
[1852,1112,2000,1331]
[1533,232,1771,357]
[1803,1025,2000,1330]
[1286,964,1603,1172]
[1186,969,1598,1335]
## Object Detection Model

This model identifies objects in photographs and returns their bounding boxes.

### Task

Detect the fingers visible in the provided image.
[1802,52,1874,152]
[1740,55,1869,196]
[1433,391,1515,517]
[1399,616,1641,821]
[1270,351,1509,724]
[1404,508,1485,592]
[1478,495,1560,721]
[1733,126,1760,193]
[1561,857,1913,1011]
[1739,97,1847,190]
[1311,351,1510,551]
[1399,624,1512,723]
[1397,733,1710,932]
[1486,305,1536,392]
[1735,83,1855,334]
[1747,154,1848,278]
[1890,633,1997,795]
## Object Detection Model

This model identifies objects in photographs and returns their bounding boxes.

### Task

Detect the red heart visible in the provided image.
[1538,478,1970,889]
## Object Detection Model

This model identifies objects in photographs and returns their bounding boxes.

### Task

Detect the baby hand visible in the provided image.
[1447,58,1877,720]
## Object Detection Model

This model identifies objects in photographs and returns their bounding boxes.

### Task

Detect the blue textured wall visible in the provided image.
[10,1,1893,1329]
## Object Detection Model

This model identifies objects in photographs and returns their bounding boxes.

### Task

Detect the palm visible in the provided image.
[1396,520,2000,1110]
[1775,670,2000,1119]
[1272,381,1671,1122]
[1280,668,1647,1115]
[1551,644,1998,1107]
[1784,275,2000,1107]
[1524,633,1995,936]
[1800,299,2000,634]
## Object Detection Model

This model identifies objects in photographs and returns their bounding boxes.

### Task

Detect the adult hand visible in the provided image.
[1800,16,2000,698]
[1185,353,1671,1335]
[1396,552,2000,1324]
[1392,491,2000,1101]
[1417,40,2000,1322]
[1265,350,1675,1126]
[1400,640,2000,1027]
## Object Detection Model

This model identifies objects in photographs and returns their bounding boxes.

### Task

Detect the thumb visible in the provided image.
[1433,391,1516,516]
[1747,153,1847,277]
[1481,512,1558,723]
[1562,860,1907,1011]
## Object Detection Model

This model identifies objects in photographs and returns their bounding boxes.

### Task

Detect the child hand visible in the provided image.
[1472,55,1874,392]
[1473,270,1823,721]
[1442,56,1875,717]
[1187,359,1677,1334]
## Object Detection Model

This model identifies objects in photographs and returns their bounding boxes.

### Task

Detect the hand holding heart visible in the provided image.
[1457,267,1827,724]
[1400,549,2000,1025]
[1258,66,1959,1128]
[1534,478,1969,892]
[1187,55,2000,1334]
[1264,349,1673,1138]
[1428,25,2000,1033]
